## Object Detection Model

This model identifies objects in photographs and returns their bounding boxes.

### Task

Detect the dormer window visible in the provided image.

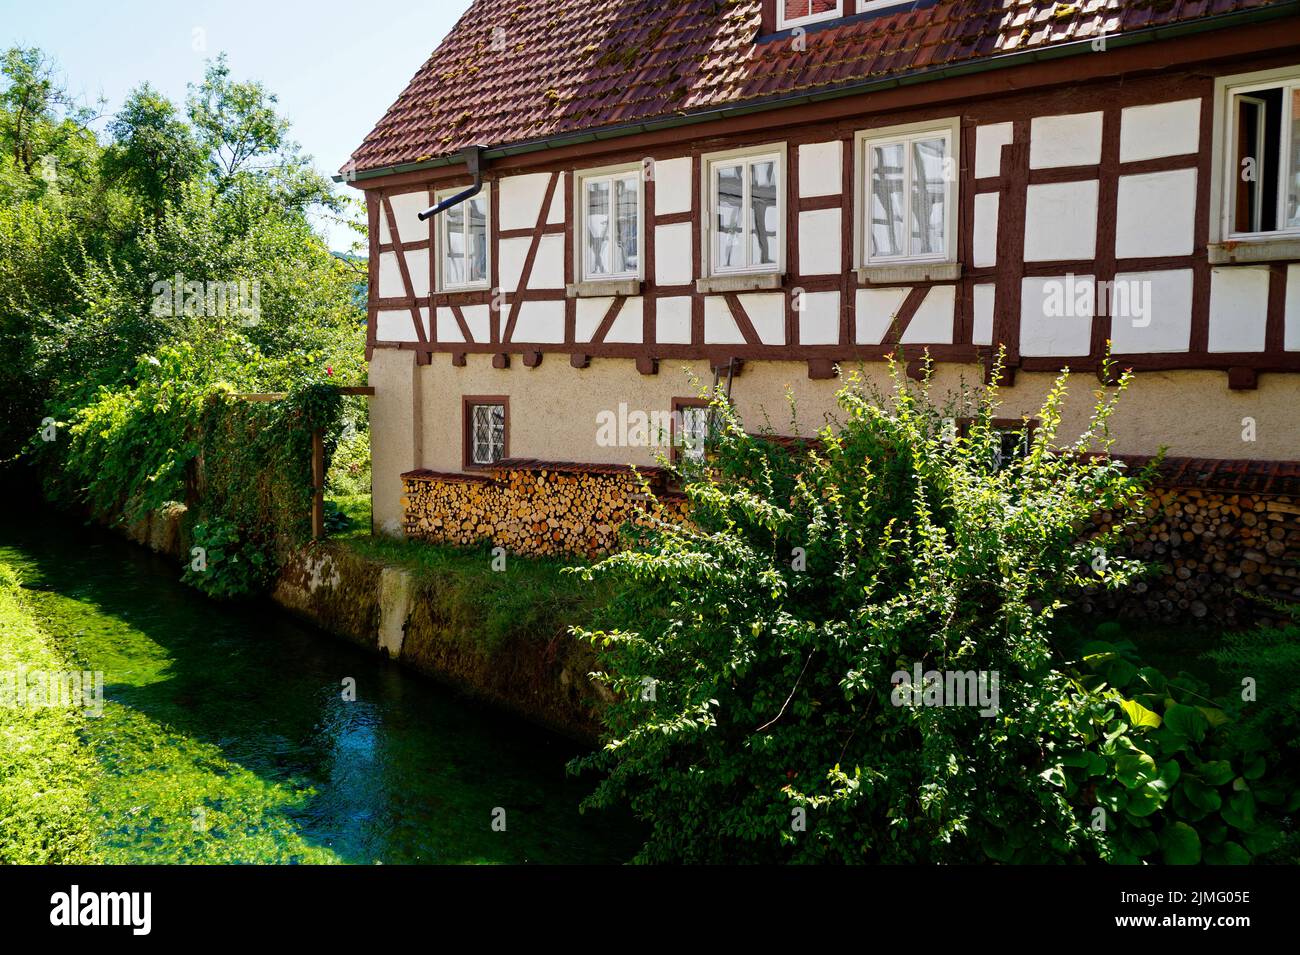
[774,0,912,32]
[778,1,843,30]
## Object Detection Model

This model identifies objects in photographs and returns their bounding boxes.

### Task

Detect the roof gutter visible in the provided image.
[334,1,1300,184]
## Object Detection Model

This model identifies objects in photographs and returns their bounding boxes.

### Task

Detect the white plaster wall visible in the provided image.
[1119,99,1201,162]
[798,208,842,275]
[973,283,995,345]
[1025,180,1098,261]
[798,290,840,345]
[900,285,955,344]
[1208,267,1269,352]
[655,222,694,285]
[547,181,565,224]
[378,251,405,298]
[738,293,785,345]
[386,191,431,242]
[654,158,693,215]
[498,172,551,231]
[1020,275,1094,356]
[973,192,998,267]
[657,296,692,344]
[497,237,532,294]
[512,299,566,343]
[531,234,565,289]
[1030,112,1103,168]
[855,287,910,345]
[704,295,745,344]
[604,296,644,344]
[798,141,842,197]
[1107,269,1193,354]
[376,308,429,343]
[975,122,1013,179]
[1115,169,1196,258]
[576,297,614,342]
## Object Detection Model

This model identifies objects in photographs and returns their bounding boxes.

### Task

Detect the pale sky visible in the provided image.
[1,0,473,250]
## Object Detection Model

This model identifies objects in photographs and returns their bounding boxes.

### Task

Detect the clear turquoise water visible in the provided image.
[0,507,639,864]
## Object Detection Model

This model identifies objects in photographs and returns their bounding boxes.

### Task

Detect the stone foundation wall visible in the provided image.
[401,459,688,558]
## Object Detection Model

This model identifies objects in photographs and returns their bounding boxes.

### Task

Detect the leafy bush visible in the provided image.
[182,516,274,598]
[1051,635,1290,864]
[569,356,1291,863]
[48,343,346,597]
[1201,619,1300,861]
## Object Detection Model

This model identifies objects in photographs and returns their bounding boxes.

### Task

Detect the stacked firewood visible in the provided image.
[1085,488,1300,625]
[402,463,689,558]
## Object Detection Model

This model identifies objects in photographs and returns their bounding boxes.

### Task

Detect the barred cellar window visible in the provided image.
[463,397,508,468]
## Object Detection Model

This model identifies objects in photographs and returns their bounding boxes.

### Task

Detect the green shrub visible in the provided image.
[567,355,1288,863]
[49,343,346,597]
[1201,620,1300,861]
[182,516,274,598]
[1049,635,1290,864]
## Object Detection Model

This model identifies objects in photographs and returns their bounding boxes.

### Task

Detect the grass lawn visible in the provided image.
[0,560,100,863]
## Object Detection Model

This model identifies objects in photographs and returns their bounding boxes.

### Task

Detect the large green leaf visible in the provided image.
[1119,698,1161,730]
[1160,822,1201,865]
[1163,703,1208,742]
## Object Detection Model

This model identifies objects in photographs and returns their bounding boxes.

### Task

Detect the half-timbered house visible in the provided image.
[342,0,1299,615]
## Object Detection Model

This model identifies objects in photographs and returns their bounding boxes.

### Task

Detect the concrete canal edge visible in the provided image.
[117,506,610,743]
[273,543,612,743]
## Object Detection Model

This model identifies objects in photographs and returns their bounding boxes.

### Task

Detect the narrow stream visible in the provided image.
[0,505,640,864]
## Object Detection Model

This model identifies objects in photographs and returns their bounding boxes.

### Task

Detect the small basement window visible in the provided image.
[672,398,710,464]
[1224,76,1300,237]
[464,397,508,468]
[958,417,1036,471]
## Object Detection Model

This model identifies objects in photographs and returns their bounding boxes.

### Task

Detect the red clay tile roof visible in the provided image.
[346,0,1291,174]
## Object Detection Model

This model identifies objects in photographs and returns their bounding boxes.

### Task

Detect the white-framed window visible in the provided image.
[438,189,490,290]
[776,0,910,31]
[1222,73,1300,239]
[704,146,785,276]
[778,0,842,30]
[577,167,641,281]
[858,119,959,266]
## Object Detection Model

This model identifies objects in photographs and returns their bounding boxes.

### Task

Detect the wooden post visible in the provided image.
[311,427,325,540]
